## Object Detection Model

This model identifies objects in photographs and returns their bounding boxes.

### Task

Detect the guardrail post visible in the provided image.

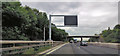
[52,41,53,47]
[13,43,15,47]
[39,42,41,48]
[44,42,46,47]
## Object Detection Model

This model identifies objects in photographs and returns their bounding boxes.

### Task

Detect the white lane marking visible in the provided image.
[38,46,57,54]
[78,47,80,49]
[74,44,80,49]
[46,43,67,54]
[37,43,67,55]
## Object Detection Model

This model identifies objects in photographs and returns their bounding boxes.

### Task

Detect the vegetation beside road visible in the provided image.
[89,24,120,43]
[23,46,52,55]
[2,2,68,41]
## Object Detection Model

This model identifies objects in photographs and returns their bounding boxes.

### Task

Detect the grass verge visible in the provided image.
[22,45,52,55]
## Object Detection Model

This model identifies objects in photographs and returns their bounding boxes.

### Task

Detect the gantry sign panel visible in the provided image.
[64,15,78,26]
[51,15,78,27]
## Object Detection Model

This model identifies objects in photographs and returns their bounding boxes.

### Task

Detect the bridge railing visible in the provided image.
[0,40,64,55]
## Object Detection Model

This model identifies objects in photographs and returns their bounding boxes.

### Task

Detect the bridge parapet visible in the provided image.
[67,36,100,38]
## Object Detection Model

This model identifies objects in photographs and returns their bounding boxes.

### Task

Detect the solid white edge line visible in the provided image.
[37,43,67,54]
[46,43,67,54]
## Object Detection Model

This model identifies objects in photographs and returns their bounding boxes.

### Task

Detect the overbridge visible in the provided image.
[67,36,100,45]
[67,36,100,38]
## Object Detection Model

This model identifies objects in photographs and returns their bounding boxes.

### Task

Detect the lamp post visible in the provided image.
[49,15,52,40]
[44,26,45,41]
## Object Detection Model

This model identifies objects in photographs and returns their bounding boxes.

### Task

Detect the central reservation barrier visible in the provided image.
[88,42,120,49]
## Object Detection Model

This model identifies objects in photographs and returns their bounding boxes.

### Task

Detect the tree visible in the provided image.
[99,24,120,43]
[88,34,98,42]
[2,2,68,41]
[114,24,120,29]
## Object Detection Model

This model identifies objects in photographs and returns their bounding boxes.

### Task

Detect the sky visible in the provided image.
[20,1,118,36]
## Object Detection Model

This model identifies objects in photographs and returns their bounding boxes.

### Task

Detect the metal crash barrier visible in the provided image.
[0,40,64,55]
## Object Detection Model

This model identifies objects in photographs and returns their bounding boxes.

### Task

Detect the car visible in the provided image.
[69,40,73,43]
[74,39,77,43]
[80,41,88,46]
[74,40,77,43]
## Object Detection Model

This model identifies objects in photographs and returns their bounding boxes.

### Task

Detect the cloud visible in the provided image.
[21,2,118,36]
[20,0,119,2]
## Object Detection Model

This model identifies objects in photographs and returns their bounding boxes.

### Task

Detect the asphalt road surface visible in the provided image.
[47,42,119,56]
